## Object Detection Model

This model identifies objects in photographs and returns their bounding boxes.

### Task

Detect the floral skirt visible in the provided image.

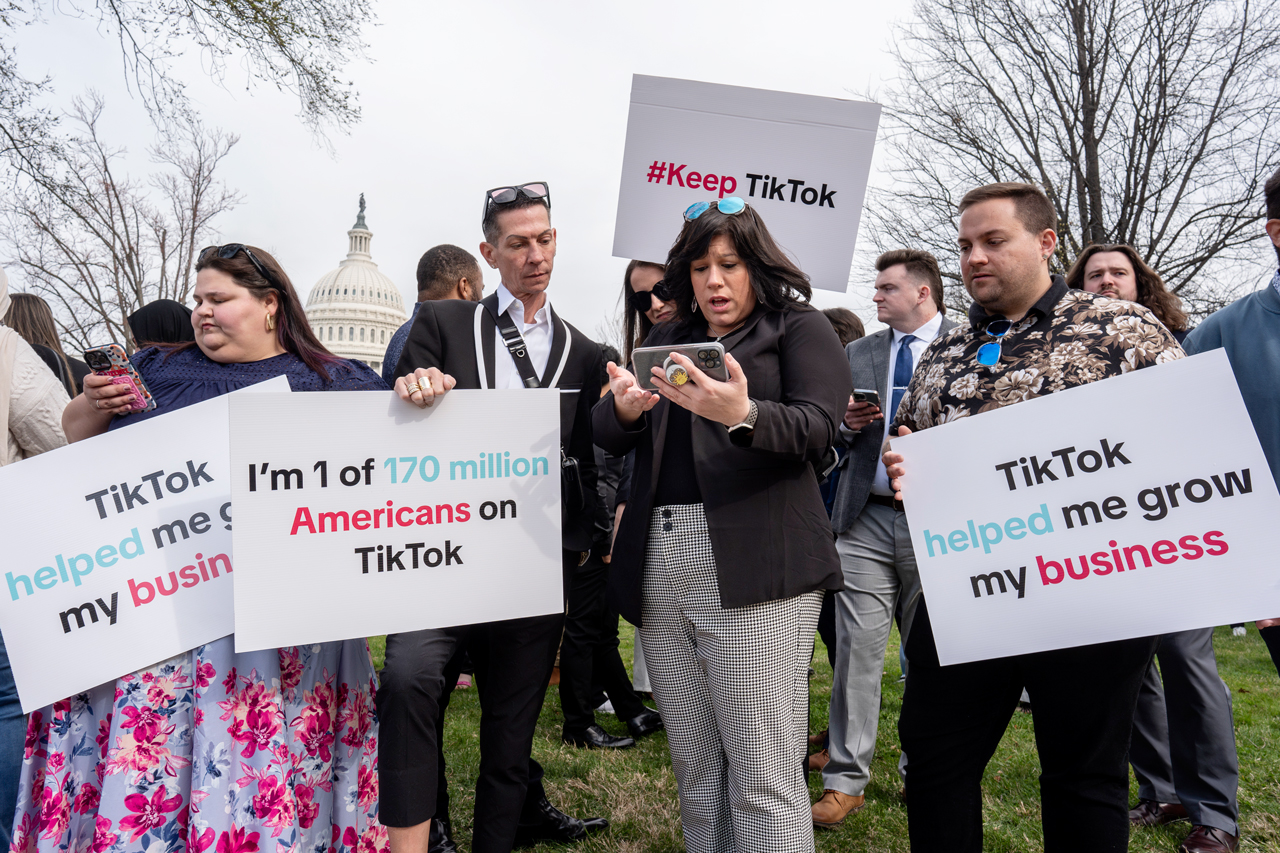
[9,637,385,853]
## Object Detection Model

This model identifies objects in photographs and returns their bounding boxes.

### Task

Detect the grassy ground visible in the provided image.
[367,625,1280,852]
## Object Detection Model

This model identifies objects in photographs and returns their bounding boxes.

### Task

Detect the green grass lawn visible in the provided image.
[368,625,1280,852]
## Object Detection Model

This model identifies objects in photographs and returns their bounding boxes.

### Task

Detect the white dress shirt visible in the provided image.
[494,283,554,390]
[870,312,945,495]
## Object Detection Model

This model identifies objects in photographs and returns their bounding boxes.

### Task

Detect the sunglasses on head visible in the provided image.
[628,280,675,314]
[197,244,283,291]
[976,318,1014,366]
[482,182,551,221]
[683,196,747,221]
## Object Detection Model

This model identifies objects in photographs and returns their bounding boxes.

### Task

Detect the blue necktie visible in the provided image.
[890,334,917,428]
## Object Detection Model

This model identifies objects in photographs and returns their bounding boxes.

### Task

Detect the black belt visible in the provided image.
[867,494,904,512]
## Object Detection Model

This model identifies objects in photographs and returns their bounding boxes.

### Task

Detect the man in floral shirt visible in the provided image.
[883,182,1184,853]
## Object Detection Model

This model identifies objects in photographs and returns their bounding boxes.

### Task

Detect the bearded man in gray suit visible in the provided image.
[812,249,957,828]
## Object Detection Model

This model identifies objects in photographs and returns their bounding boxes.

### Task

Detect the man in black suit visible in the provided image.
[379,182,608,853]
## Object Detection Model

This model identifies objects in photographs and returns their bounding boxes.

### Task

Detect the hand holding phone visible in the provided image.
[845,388,884,432]
[631,342,729,391]
[83,344,156,414]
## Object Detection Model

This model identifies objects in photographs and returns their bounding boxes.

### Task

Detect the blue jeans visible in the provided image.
[0,632,28,845]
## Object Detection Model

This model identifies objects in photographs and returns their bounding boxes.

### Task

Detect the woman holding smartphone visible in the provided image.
[16,246,386,853]
[594,199,849,853]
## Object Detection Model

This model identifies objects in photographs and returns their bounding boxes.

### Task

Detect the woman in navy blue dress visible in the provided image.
[12,246,389,853]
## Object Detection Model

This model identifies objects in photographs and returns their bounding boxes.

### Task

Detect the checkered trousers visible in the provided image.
[639,503,822,853]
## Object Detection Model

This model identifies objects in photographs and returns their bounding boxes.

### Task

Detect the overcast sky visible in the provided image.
[17,0,918,343]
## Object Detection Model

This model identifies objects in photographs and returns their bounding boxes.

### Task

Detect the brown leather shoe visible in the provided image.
[1129,798,1189,827]
[806,748,830,773]
[808,729,828,746]
[1179,825,1239,853]
[811,790,865,828]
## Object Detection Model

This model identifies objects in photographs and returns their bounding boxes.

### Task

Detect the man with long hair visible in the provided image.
[1065,244,1189,340]
[1069,242,1239,853]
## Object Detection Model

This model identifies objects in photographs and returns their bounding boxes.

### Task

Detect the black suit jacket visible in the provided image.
[393,297,605,553]
[593,303,850,627]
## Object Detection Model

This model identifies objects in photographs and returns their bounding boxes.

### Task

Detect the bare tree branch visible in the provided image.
[2,93,240,353]
[871,0,1280,318]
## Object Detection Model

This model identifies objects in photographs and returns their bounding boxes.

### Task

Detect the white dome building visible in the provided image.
[305,196,407,374]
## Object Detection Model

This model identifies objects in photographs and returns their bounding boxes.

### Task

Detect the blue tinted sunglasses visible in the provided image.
[684,197,747,221]
[976,319,1014,366]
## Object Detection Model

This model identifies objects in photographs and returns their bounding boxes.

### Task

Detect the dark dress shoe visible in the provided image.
[563,724,636,749]
[427,815,457,853]
[1130,798,1190,827]
[1180,825,1239,853]
[625,708,664,739]
[513,795,609,847]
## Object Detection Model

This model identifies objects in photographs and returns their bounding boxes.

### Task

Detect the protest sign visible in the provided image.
[612,74,881,292]
[894,350,1280,665]
[0,376,289,712]
[228,389,563,652]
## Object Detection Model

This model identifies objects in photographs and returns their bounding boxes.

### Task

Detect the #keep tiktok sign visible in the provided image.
[612,75,881,292]
[894,350,1280,665]
[228,389,564,652]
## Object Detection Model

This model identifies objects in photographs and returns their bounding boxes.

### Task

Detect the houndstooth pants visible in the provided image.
[639,504,822,853]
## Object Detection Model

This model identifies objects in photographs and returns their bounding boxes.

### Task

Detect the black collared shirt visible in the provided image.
[896,276,1184,433]
[968,274,1069,335]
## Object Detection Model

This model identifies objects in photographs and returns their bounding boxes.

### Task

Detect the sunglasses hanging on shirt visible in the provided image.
[976,318,1014,366]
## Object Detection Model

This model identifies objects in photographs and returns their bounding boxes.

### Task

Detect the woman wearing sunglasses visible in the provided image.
[594,199,850,853]
[621,260,674,364]
[22,246,387,853]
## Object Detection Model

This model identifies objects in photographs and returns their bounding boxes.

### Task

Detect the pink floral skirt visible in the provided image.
[9,637,385,853]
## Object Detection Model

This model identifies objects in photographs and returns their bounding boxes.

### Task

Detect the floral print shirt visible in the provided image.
[895,277,1184,433]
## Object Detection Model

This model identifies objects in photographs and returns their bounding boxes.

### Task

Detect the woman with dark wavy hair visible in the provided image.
[20,245,387,853]
[1066,243,1189,341]
[594,199,849,853]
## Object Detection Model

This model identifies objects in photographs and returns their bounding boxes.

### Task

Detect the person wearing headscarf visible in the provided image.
[127,298,196,347]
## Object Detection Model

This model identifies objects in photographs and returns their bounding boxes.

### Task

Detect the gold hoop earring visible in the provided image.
[266,311,276,331]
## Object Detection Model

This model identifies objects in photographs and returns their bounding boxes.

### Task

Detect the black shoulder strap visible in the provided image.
[482,293,541,388]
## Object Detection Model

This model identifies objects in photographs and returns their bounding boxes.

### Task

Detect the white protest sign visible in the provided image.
[895,350,1280,665]
[612,74,881,292]
[228,389,564,652]
[0,376,289,712]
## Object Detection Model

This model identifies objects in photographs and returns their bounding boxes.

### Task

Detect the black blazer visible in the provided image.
[594,303,851,626]
[393,297,605,553]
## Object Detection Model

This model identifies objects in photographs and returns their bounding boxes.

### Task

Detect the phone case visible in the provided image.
[632,343,729,390]
[85,344,157,413]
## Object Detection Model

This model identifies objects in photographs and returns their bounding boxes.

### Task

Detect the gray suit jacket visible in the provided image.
[830,316,958,534]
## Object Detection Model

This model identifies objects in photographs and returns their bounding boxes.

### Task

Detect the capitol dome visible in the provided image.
[305,196,407,374]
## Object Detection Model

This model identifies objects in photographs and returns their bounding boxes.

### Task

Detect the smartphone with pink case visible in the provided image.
[82,344,157,413]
